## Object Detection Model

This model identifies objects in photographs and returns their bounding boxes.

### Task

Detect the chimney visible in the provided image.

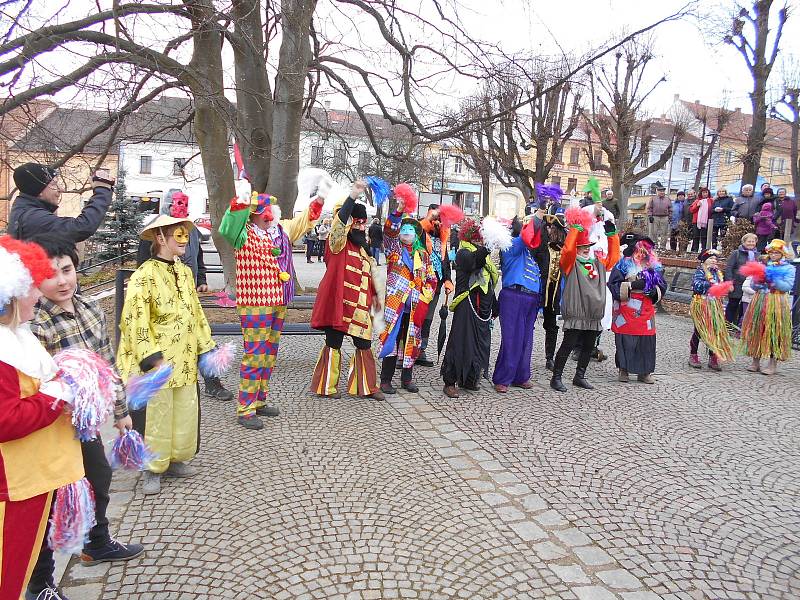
[323,100,331,111]
[734,107,741,113]
[694,99,700,105]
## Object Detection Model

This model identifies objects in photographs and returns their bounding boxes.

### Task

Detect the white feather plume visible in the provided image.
[0,246,33,308]
[480,217,513,252]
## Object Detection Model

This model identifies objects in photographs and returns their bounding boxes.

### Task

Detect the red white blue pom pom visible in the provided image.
[198,342,236,378]
[109,430,155,471]
[125,364,173,411]
[48,477,96,554]
[53,348,118,442]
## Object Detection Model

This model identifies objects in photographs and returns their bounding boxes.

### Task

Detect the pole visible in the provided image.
[706,135,716,189]
[439,153,445,205]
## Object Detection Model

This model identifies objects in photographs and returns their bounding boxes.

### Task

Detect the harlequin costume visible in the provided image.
[740,239,795,375]
[117,216,216,482]
[377,212,437,393]
[688,249,734,370]
[218,190,322,426]
[0,236,82,600]
[492,217,542,391]
[607,234,666,383]
[441,219,499,398]
[310,195,385,399]
[550,208,620,392]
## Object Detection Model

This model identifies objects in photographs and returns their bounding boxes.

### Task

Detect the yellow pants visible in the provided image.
[145,385,198,474]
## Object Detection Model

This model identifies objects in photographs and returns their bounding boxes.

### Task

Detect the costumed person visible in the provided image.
[310,181,385,400]
[740,239,795,375]
[580,177,615,362]
[492,215,541,392]
[607,234,666,384]
[26,236,143,593]
[0,236,82,600]
[416,204,454,367]
[117,215,216,495]
[376,188,437,394]
[550,208,620,392]
[533,204,567,371]
[688,249,734,371]
[441,219,499,398]
[218,184,323,430]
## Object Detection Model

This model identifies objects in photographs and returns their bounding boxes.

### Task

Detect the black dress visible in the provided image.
[441,248,496,388]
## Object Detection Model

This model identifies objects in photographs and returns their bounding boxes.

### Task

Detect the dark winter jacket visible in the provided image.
[8,188,112,243]
[368,222,383,248]
[724,245,758,299]
[732,194,759,221]
[711,195,733,228]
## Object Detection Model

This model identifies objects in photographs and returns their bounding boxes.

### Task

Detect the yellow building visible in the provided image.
[545,138,613,197]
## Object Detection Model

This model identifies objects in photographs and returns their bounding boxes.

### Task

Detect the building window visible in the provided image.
[554,147,564,163]
[333,146,347,164]
[593,150,603,167]
[631,185,644,196]
[550,176,561,187]
[140,155,152,175]
[358,151,371,172]
[567,177,578,194]
[723,149,734,164]
[769,156,786,174]
[681,157,691,172]
[311,146,324,166]
[454,156,464,174]
[173,158,187,176]
[640,152,649,168]
[568,147,580,166]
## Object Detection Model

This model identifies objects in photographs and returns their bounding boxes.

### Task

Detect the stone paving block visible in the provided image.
[533,509,569,527]
[597,569,644,590]
[555,528,593,547]
[573,586,619,600]
[495,505,526,522]
[509,521,548,542]
[619,593,663,600]
[531,540,568,560]
[551,564,592,585]
[60,583,104,600]
[574,546,616,566]
[480,492,510,507]
[521,494,548,512]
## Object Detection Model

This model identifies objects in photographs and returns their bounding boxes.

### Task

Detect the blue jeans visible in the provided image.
[370,246,381,264]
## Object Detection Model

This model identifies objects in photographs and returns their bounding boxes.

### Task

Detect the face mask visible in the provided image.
[399,233,416,246]
[170,193,189,218]
[172,226,189,244]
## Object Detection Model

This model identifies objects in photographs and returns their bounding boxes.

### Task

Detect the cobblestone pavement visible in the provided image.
[59,310,800,600]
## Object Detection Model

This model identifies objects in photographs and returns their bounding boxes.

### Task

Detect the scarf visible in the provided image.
[698,198,710,228]
[449,240,499,310]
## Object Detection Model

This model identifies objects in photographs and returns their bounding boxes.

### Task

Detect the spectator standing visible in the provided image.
[316,218,332,262]
[732,184,759,222]
[305,225,319,263]
[777,188,797,239]
[368,217,383,265]
[689,187,712,252]
[8,163,114,244]
[647,186,671,249]
[711,187,733,248]
[669,191,690,251]
[753,202,778,251]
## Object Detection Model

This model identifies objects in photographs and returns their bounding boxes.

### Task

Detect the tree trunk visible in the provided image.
[266,0,316,216]
[189,1,238,289]
[743,77,768,186]
[481,172,490,217]
[790,114,799,200]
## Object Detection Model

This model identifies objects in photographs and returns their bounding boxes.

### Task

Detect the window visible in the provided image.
[173,158,187,176]
[723,149,734,164]
[139,155,152,175]
[550,176,561,187]
[554,147,564,163]
[631,185,644,196]
[593,150,603,167]
[567,177,578,194]
[568,147,580,166]
[311,146,324,166]
[681,157,691,172]
[769,156,786,174]
[454,156,464,174]
[358,151,371,172]
[333,146,347,164]
[640,152,650,168]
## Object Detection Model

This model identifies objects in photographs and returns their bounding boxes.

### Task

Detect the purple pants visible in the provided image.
[493,287,540,386]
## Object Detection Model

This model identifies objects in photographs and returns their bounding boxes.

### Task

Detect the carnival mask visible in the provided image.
[170,192,189,218]
[171,225,190,244]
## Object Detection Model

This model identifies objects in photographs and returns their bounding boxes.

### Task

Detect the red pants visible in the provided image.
[0,491,52,600]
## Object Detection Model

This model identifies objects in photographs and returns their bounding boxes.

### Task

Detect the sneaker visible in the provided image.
[238,414,264,430]
[81,539,144,566]
[164,462,197,478]
[256,404,280,417]
[688,354,702,369]
[401,380,419,393]
[708,356,722,372]
[637,373,655,384]
[205,378,233,401]
[618,369,629,383]
[25,586,70,600]
[142,471,161,496]
[380,382,397,395]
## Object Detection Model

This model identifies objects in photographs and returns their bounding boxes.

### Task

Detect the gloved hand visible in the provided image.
[630,279,646,291]
[648,216,654,224]
[474,245,490,262]
[603,219,616,235]
[91,171,115,189]
[511,216,522,238]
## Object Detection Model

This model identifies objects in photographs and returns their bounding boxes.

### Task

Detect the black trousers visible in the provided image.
[553,328,596,376]
[381,312,413,384]
[542,306,559,360]
[420,280,444,346]
[324,327,372,350]
[725,297,742,326]
[28,437,112,592]
[712,225,726,248]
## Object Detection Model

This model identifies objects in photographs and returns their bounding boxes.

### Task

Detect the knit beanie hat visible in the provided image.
[351,202,368,220]
[13,163,57,196]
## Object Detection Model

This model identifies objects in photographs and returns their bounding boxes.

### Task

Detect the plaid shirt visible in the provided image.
[30,294,128,420]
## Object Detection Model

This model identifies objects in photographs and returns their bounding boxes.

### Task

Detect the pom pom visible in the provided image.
[125,364,173,411]
[0,245,33,308]
[53,348,118,442]
[534,183,563,206]
[0,235,54,285]
[394,183,418,215]
[365,176,391,206]
[765,263,795,292]
[480,217,513,252]
[565,207,594,231]
[738,261,766,283]
[48,477,96,554]
[109,430,156,471]
[708,280,734,298]
[641,268,665,293]
[279,271,291,282]
[198,342,236,378]
[296,167,335,202]
[438,204,464,228]
[582,177,601,203]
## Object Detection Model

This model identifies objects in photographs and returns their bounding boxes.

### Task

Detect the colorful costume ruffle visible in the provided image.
[689,294,734,361]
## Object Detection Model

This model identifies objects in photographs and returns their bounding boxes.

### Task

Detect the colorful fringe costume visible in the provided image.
[219,193,322,417]
[740,260,795,361]
[689,265,734,362]
[310,196,382,397]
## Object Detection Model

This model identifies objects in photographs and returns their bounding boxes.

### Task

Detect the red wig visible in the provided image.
[0,235,54,285]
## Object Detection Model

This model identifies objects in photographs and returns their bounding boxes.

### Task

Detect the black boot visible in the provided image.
[401,368,418,393]
[545,328,558,371]
[545,357,555,371]
[205,375,233,401]
[572,367,594,389]
[550,373,567,392]
[380,356,398,394]
[416,339,434,367]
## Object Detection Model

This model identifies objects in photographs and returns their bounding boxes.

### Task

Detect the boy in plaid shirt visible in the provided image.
[25,235,142,599]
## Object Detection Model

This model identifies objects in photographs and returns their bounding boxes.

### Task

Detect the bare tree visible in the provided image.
[581,39,686,217]
[724,0,788,185]
[773,91,799,200]
[683,104,735,191]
